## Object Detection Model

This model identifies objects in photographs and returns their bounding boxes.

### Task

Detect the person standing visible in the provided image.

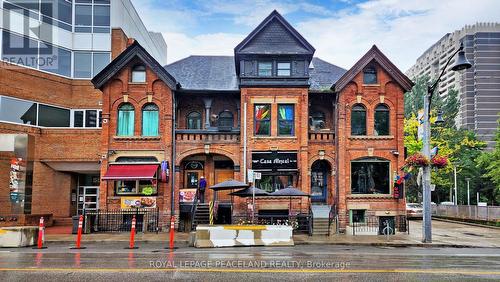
[198,176,207,203]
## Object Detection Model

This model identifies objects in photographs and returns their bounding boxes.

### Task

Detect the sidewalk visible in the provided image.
[43,220,500,248]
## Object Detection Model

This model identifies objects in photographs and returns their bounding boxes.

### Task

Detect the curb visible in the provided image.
[42,239,492,249]
[293,240,484,248]
[432,217,500,230]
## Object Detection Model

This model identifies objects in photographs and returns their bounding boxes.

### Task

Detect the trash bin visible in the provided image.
[72,215,80,234]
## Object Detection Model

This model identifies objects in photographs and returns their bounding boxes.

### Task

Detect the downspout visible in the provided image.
[243,101,247,182]
[171,90,177,224]
[334,91,340,233]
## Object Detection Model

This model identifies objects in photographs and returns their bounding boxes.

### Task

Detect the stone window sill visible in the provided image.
[349,135,394,140]
[113,136,161,141]
[252,136,297,139]
[347,194,394,199]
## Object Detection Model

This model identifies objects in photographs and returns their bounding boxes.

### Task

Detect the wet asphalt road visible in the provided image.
[1,243,499,281]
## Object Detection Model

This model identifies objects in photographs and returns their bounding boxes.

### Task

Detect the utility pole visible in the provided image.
[454,165,458,205]
[421,94,432,243]
[466,178,470,206]
[419,42,471,243]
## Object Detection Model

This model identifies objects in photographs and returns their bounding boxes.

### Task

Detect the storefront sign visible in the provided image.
[179,189,197,203]
[251,152,297,170]
[120,196,156,208]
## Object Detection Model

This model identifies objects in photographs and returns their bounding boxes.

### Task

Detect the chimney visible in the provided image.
[127,38,136,47]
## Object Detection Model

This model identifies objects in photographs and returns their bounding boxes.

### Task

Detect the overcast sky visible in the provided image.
[130,0,500,71]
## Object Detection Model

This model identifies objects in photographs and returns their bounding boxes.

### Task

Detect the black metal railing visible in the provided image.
[190,189,200,231]
[84,208,159,233]
[231,214,312,234]
[352,215,408,236]
[328,204,337,236]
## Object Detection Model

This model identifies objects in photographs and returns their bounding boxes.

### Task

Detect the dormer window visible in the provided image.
[363,66,377,84]
[258,62,272,76]
[131,64,146,83]
[277,62,291,76]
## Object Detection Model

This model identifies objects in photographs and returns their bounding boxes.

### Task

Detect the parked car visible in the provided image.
[406,203,423,219]
[439,201,455,206]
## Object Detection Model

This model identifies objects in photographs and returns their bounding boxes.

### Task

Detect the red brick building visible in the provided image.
[2,10,413,234]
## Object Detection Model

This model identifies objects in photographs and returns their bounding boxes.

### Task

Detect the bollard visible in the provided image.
[34,217,47,249]
[70,215,86,249]
[125,215,138,249]
[167,215,177,250]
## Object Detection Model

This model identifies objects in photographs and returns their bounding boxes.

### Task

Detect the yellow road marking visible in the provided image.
[0,268,498,275]
[222,225,266,230]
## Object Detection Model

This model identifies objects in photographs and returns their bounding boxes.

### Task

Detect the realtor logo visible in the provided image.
[2,0,56,70]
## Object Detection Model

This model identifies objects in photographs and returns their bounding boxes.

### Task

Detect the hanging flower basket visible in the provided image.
[431,155,449,169]
[404,153,430,168]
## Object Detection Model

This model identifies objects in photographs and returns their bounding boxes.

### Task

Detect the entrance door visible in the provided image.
[214,170,234,202]
[77,186,99,214]
[311,160,330,202]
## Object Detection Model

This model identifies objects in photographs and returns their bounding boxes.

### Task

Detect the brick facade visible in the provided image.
[1,11,410,234]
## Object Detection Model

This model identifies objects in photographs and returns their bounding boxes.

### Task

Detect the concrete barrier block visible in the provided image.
[0,226,38,247]
[195,225,293,248]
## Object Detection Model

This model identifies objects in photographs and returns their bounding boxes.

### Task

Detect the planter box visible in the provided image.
[0,226,38,247]
[195,225,293,248]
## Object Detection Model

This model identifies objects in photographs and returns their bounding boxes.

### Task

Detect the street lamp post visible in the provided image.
[421,43,471,243]
[465,178,471,206]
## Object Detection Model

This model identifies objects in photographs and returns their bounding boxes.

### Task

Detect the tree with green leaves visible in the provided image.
[477,118,500,205]
[404,76,487,204]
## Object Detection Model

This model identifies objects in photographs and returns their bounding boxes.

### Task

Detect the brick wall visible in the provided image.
[336,62,406,230]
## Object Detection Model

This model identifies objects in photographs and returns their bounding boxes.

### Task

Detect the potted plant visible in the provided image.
[142,186,154,196]
[431,155,448,169]
[404,153,430,170]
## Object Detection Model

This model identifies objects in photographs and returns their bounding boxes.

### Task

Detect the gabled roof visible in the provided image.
[234,10,315,56]
[165,56,238,91]
[333,45,414,92]
[92,40,178,90]
[309,58,347,92]
[164,56,345,92]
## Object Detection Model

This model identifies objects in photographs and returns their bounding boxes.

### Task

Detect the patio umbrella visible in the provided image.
[270,186,310,214]
[229,186,269,223]
[229,186,270,197]
[210,179,249,191]
[270,186,310,197]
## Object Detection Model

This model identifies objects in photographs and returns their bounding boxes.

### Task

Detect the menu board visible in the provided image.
[179,189,197,203]
[120,196,157,209]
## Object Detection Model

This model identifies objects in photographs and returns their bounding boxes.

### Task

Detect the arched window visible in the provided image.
[218,110,233,129]
[117,103,134,136]
[131,64,146,83]
[363,66,377,84]
[142,103,159,136]
[374,104,390,136]
[351,104,366,136]
[187,111,202,129]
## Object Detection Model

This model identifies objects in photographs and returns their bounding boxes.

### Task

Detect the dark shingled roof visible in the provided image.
[165,56,238,91]
[165,56,346,92]
[309,57,347,92]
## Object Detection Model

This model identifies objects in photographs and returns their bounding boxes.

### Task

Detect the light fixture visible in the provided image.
[204,144,210,155]
[435,110,445,125]
[451,43,472,71]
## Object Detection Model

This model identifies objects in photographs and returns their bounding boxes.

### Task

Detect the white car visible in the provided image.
[406,203,423,219]
[439,201,455,206]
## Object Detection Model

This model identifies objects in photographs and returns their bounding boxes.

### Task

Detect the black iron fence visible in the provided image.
[83,208,159,233]
[232,214,312,234]
[352,215,408,236]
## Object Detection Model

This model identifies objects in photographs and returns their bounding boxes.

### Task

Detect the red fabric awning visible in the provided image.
[102,164,158,180]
